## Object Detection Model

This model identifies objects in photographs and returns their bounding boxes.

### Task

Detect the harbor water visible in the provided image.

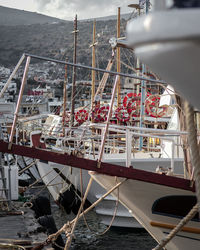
[0,187,156,249]
[52,204,156,250]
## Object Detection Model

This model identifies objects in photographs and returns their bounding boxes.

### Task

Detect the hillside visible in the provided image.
[82,13,132,22]
[0,7,133,81]
[0,6,132,26]
[0,6,65,26]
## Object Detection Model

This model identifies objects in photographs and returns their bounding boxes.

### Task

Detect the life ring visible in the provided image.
[127,95,141,117]
[75,109,88,124]
[145,95,167,118]
[124,92,152,117]
[115,106,130,123]
[96,106,109,122]
[123,93,137,107]
[126,92,149,117]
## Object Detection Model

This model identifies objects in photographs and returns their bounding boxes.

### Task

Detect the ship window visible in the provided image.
[152,195,199,221]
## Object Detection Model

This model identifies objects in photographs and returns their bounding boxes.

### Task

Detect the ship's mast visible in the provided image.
[91,20,96,119]
[117,7,121,108]
[127,4,142,94]
[139,0,149,150]
[62,61,67,135]
[70,14,78,127]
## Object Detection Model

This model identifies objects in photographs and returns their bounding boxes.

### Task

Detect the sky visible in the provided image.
[0,0,140,20]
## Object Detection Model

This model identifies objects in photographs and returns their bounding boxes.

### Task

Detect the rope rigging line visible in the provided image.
[120,48,136,72]
[185,101,200,211]
[113,56,184,102]
[46,179,127,247]
[34,166,67,197]
[64,177,93,250]
[80,169,120,236]
[115,55,158,81]
[24,166,67,203]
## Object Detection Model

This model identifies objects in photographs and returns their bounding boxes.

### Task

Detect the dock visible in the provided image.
[0,201,53,249]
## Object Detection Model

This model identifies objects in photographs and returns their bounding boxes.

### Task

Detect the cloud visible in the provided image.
[35,0,138,20]
[36,0,52,11]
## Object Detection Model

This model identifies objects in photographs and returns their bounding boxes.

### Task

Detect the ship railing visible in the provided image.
[54,132,127,157]
[88,123,187,136]
[46,123,183,174]
[85,123,185,172]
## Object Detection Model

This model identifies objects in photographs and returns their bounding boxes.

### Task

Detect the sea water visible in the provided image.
[53,205,156,250]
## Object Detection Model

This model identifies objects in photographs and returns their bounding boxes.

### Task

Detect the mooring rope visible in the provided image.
[80,169,119,236]
[46,179,126,248]
[64,177,94,249]
[185,101,200,210]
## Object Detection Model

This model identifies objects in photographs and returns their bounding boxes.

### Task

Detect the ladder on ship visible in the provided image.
[94,59,113,100]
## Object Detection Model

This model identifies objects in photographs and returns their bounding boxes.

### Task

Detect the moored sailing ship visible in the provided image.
[1,1,200,249]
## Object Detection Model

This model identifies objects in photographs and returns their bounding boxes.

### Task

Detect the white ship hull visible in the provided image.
[90,171,200,250]
[37,156,183,228]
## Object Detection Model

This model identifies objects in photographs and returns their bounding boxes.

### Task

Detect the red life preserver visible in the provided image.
[127,95,141,117]
[123,93,137,107]
[115,106,130,122]
[96,106,109,122]
[123,92,152,117]
[75,109,89,124]
[126,92,153,117]
[145,95,167,118]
